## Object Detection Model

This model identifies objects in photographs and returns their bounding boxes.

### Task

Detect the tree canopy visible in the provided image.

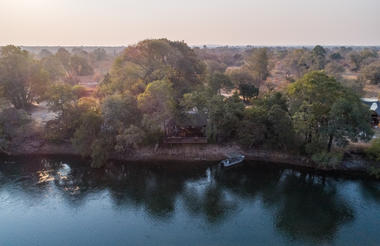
[288,71,373,153]
[103,39,206,97]
[0,45,49,109]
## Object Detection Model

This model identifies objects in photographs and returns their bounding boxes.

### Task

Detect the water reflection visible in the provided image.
[0,157,379,245]
[271,174,354,243]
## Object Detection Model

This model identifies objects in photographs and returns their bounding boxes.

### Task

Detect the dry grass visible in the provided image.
[363,84,380,98]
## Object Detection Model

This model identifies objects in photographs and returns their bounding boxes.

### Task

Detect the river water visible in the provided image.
[0,156,379,246]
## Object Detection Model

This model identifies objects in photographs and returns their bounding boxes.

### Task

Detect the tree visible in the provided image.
[0,108,30,154]
[208,72,233,95]
[246,48,270,82]
[206,93,245,142]
[228,69,258,88]
[311,45,327,70]
[38,49,53,59]
[115,125,146,153]
[349,52,362,71]
[325,62,345,79]
[238,83,258,102]
[284,49,313,79]
[326,94,373,152]
[329,52,343,60]
[238,92,294,149]
[107,39,205,97]
[55,48,71,71]
[91,48,107,61]
[70,55,94,76]
[101,93,140,133]
[72,111,102,157]
[0,45,49,109]
[360,63,380,84]
[288,71,373,153]
[138,79,174,127]
[41,55,66,81]
[349,49,377,72]
[46,83,78,117]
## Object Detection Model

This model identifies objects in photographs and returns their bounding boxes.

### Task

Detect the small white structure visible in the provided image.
[361,98,380,126]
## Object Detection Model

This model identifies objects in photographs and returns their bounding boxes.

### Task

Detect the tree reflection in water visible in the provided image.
[213,164,355,244]
[1,157,379,244]
[271,173,354,244]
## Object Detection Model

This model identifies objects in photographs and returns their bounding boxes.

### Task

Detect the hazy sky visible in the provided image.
[0,0,379,46]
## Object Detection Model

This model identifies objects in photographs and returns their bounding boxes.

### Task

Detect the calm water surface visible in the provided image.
[0,156,379,246]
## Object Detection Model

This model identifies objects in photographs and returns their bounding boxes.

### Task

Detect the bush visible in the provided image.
[311,151,343,168]
[368,166,380,179]
[366,138,380,161]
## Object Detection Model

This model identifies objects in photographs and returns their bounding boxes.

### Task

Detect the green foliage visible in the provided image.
[0,45,50,109]
[366,139,380,161]
[311,151,343,168]
[330,52,343,60]
[238,92,295,149]
[45,84,99,142]
[72,111,102,157]
[288,71,373,154]
[327,95,373,149]
[208,72,233,95]
[72,85,87,98]
[207,93,245,142]
[239,83,259,102]
[0,108,30,153]
[325,62,345,79]
[115,125,146,153]
[46,83,78,116]
[349,49,377,72]
[41,55,66,81]
[228,68,258,88]
[181,90,208,112]
[102,93,140,133]
[90,139,110,168]
[40,47,95,83]
[311,45,327,70]
[91,48,107,61]
[138,79,174,128]
[4,41,376,168]
[246,48,270,82]
[70,55,94,76]
[368,166,380,179]
[360,63,380,84]
[103,39,205,97]
[284,48,313,79]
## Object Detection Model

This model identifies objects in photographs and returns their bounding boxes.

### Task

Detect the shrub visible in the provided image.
[311,151,343,168]
[368,166,380,179]
[365,138,380,161]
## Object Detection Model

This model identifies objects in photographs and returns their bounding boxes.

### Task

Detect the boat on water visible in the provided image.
[220,154,245,167]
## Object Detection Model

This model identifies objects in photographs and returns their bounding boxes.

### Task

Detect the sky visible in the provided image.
[0,0,379,46]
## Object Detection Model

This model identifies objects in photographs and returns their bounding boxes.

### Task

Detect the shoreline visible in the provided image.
[3,141,379,179]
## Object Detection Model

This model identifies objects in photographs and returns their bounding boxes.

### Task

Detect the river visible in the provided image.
[0,156,379,246]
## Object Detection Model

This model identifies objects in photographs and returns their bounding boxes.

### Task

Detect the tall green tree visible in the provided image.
[311,45,327,70]
[105,39,206,97]
[208,72,233,95]
[246,48,270,82]
[207,93,245,142]
[238,92,294,149]
[239,83,259,102]
[288,71,373,153]
[0,45,49,109]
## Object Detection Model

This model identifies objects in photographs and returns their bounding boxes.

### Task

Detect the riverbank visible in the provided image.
[3,137,379,179]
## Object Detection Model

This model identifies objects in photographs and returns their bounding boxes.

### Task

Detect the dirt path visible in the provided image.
[29,102,57,128]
